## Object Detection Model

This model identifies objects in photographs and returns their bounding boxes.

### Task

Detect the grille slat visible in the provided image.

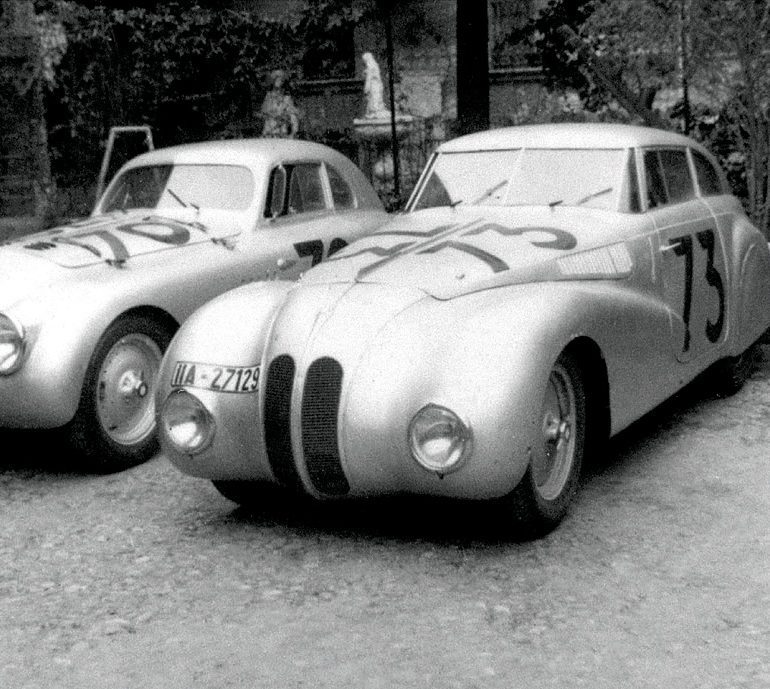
[302,357,349,496]
[264,355,302,491]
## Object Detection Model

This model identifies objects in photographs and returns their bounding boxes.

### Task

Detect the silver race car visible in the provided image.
[157,123,770,534]
[0,139,386,470]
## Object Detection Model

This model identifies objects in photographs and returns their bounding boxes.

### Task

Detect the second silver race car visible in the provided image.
[157,123,770,534]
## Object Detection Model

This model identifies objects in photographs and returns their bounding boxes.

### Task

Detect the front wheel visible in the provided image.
[67,314,172,472]
[212,480,290,511]
[503,352,586,536]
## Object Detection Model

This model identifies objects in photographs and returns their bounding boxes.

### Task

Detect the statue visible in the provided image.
[260,69,299,138]
[361,52,390,119]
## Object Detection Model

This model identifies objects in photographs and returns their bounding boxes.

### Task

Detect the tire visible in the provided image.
[711,346,755,397]
[503,352,586,536]
[212,480,283,509]
[67,314,172,472]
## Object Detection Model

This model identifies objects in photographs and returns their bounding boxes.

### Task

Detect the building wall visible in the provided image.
[351,0,547,137]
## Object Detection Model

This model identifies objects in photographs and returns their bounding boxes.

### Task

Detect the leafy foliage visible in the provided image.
[526,0,770,236]
[525,0,724,120]
[32,1,363,215]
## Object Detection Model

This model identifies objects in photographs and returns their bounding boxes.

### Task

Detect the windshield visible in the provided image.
[101,164,254,212]
[411,148,630,211]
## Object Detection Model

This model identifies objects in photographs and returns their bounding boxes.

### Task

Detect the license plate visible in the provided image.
[170,361,260,393]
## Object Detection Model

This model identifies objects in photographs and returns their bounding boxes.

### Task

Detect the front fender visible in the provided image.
[340,279,673,498]
[157,280,294,478]
[339,286,575,498]
[0,281,141,427]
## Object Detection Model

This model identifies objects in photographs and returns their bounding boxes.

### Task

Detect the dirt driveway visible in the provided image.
[2,349,770,689]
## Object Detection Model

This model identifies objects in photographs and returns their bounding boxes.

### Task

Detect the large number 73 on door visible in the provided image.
[664,228,726,359]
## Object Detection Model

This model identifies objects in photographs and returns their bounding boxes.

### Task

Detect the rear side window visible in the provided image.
[327,165,356,209]
[644,150,667,208]
[692,150,724,196]
[659,149,695,203]
[266,163,328,217]
[288,164,326,214]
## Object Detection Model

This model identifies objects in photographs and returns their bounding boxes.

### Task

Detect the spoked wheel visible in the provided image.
[504,352,586,536]
[68,314,172,472]
[532,360,579,501]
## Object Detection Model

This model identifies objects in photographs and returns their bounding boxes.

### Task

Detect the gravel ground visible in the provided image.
[2,349,770,688]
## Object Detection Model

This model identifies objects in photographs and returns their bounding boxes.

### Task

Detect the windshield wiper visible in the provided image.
[142,213,208,233]
[470,179,508,205]
[576,186,613,206]
[165,187,200,213]
[166,187,187,207]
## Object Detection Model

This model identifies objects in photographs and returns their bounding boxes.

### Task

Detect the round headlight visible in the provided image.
[0,313,26,375]
[160,389,215,455]
[408,404,472,474]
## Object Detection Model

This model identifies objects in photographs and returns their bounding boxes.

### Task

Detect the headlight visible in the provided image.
[160,389,215,455]
[0,313,26,375]
[408,404,472,474]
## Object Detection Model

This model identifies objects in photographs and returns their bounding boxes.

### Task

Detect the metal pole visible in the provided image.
[384,2,401,203]
[679,0,692,134]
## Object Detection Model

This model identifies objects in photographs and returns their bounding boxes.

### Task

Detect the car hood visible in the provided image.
[0,209,239,269]
[0,249,69,309]
[302,206,647,299]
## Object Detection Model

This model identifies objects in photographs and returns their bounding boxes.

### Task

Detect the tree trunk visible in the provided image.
[456,0,489,136]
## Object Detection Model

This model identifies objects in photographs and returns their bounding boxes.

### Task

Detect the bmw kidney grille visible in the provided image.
[264,354,349,496]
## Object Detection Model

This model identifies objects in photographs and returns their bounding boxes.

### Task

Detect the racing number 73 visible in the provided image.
[668,228,725,353]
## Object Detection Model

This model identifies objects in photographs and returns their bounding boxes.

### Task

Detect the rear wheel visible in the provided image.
[711,346,756,397]
[504,352,586,536]
[67,314,172,472]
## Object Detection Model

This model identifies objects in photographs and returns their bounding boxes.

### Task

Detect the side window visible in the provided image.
[624,150,641,212]
[327,165,356,209]
[644,150,667,209]
[659,149,695,203]
[288,163,327,214]
[692,150,724,196]
[264,166,287,218]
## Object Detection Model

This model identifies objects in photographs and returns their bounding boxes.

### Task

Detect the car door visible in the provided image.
[646,147,729,363]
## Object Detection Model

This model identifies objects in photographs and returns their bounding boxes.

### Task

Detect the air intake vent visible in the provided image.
[264,355,302,491]
[302,357,349,495]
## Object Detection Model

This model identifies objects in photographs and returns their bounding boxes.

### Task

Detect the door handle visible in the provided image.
[660,241,681,253]
[276,257,297,270]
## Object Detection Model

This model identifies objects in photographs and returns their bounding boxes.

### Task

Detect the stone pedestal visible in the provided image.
[353,113,414,194]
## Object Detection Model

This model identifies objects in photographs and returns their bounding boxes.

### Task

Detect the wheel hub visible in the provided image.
[118,370,148,399]
[543,413,571,443]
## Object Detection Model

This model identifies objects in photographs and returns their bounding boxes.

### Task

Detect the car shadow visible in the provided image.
[585,343,770,480]
[0,428,89,477]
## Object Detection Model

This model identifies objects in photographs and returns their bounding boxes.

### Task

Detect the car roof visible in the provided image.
[124,138,351,169]
[438,123,701,152]
[115,137,384,211]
